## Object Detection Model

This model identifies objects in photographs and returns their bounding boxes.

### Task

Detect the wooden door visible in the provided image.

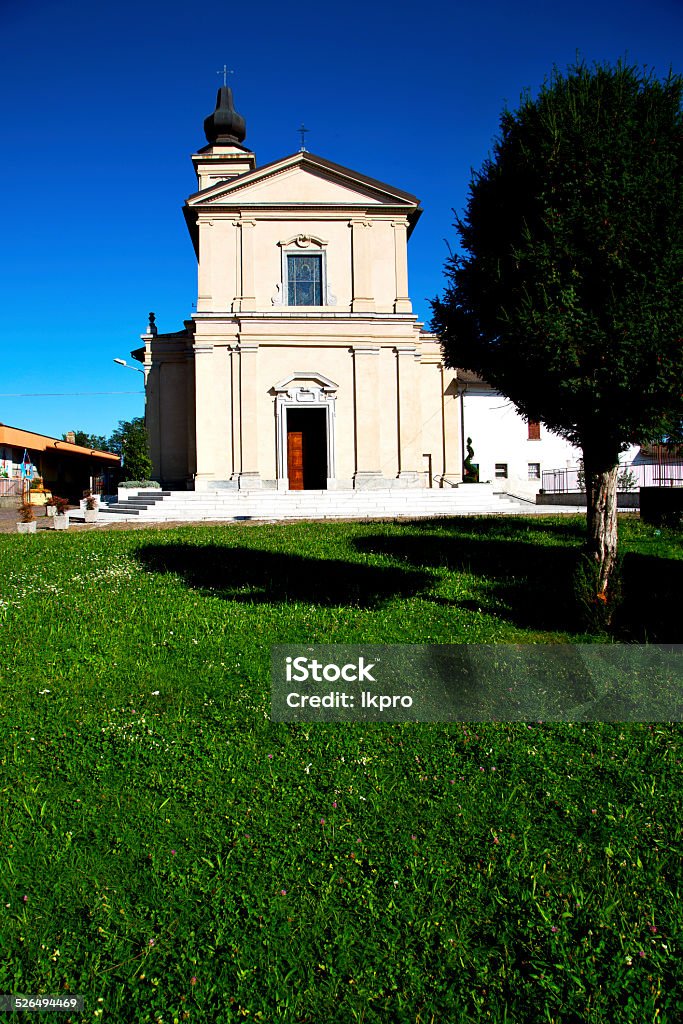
[287,431,304,490]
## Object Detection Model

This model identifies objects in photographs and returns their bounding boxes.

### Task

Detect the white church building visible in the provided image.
[131,86,590,508]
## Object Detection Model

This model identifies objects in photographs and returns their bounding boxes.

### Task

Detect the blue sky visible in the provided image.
[1,0,681,441]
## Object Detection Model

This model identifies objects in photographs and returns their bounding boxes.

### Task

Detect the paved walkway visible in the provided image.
[0,507,259,534]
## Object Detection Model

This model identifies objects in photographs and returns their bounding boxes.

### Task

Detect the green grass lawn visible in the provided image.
[0,516,681,1023]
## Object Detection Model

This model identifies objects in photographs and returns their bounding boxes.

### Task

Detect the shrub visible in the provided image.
[18,501,35,523]
[51,496,70,516]
[119,480,161,489]
[617,467,638,491]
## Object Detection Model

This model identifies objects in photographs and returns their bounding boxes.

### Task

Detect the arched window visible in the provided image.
[273,235,331,308]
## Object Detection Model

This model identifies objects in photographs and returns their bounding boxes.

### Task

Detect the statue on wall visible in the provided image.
[463,437,479,483]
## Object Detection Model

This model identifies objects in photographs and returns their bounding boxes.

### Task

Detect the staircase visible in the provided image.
[99,491,172,516]
[89,485,577,524]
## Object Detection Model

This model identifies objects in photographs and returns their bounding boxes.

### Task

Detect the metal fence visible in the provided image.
[542,459,683,495]
[0,478,28,498]
[1,477,111,498]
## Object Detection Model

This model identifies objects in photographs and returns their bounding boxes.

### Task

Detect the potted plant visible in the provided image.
[51,496,70,530]
[17,500,36,534]
[84,491,99,523]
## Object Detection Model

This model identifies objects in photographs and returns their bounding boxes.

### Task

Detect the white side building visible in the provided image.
[456,370,640,500]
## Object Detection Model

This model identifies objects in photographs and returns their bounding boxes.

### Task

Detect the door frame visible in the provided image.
[273,373,337,491]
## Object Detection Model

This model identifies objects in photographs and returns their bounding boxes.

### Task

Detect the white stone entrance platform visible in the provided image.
[72,485,584,524]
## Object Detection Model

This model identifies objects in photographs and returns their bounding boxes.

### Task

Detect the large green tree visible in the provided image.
[108,417,153,481]
[432,60,683,597]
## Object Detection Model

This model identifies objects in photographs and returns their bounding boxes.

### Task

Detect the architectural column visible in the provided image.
[230,346,240,482]
[350,220,375,313]
[193,342,216,488]
[353,345,383,488]
[395,346,422,485]
[186,348,197,482]
[392,220,412,313]
[196,219,213,313]
[237,342,261,488]
[441,367,462,486]
[236,219,257,312]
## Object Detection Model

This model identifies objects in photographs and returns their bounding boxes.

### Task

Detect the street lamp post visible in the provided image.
[113,357,148,431]
[113,358,148,380]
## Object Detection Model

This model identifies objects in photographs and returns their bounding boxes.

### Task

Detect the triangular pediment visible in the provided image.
[186,152,419,212]
[273,371,338,392]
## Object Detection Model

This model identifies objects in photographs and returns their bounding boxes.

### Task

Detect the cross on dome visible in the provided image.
[217,65,234,87]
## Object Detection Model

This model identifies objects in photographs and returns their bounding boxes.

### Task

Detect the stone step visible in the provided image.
[87,485,583,525]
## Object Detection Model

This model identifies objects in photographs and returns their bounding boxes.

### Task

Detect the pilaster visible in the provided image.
[235,219,257,312]
[392,220,412,313]
[395,345,422,483]
[353,345,383,487]
[441,368,462,486]
[238,342,261,488]
[350,220,375,313]
[193,342,216,487]
[197,219,213,313]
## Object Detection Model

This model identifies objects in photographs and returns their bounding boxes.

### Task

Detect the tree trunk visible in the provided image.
[583,452,620,596]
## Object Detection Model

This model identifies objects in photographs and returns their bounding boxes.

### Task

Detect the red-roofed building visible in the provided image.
[0,424,120,503]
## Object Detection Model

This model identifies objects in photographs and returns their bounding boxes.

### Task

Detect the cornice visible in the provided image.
[189,204,412,216]
[192,311,419,325]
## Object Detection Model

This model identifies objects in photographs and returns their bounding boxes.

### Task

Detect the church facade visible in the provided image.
[134,87,462,492]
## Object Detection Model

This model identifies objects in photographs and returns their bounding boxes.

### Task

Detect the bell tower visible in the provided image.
[191,85,256,190]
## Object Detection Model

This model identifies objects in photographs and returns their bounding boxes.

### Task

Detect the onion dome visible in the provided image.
[203,86,247,145]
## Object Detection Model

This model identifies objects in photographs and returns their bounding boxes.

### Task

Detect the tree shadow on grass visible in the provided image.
[133,543,433,608]
[354,532,580,632]
[402,515,587,543]
[355,531,683,640]
[615,553,683,642]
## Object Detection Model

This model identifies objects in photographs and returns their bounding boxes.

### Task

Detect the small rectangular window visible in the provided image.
[528,420,541,440]
[287,254,322,306]
[528,462,541,480]
[495,463,508,478]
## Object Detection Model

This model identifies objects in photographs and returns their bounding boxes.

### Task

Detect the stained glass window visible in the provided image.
[287,254,322,305]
